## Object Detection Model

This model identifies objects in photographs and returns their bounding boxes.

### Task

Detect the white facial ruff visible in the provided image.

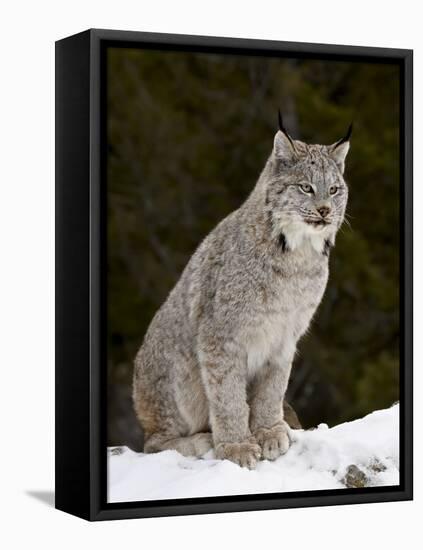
[279,219,334,254]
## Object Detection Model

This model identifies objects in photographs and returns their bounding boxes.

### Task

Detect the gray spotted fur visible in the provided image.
[133,126,350,469]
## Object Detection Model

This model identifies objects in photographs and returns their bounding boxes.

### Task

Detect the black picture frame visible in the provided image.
[55,28,413,521]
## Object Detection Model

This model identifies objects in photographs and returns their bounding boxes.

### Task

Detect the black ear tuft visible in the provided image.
[278,109,291,136]
[278,109,284,132]
[333,122,353,150]
[277,109,297,153]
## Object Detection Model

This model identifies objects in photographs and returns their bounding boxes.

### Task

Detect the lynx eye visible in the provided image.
[329,185,339,195]
[300,184,313,194]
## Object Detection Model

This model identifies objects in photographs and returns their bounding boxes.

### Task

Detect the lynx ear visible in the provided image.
[329,123,352,174]
[274,110,298,163]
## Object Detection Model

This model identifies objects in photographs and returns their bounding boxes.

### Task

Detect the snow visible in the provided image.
[107,404,399,503]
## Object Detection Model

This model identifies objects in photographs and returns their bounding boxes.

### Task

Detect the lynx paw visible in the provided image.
[215,438,262,469]
[254,422,291,461]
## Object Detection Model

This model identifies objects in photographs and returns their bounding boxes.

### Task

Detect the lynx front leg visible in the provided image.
[249,354,293,460]
[200,346,261,469]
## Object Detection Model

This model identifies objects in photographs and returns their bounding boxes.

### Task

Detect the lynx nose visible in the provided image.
[317,206,331,218]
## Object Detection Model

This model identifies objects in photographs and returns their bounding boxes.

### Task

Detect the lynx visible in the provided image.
[133,114,351,469]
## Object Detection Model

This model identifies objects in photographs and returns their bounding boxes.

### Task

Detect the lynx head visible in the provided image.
[265,112,351,254]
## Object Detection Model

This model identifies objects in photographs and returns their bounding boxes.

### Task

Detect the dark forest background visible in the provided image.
[107,47,400,450]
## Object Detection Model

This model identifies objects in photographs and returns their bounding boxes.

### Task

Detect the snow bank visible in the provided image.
[107,404,399,503]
